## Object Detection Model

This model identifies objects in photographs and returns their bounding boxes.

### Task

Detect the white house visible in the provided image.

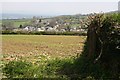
[37,28,45,32]
[23,26,29,31]
[23,26,36,31]
[60,29,66,32]
[46,27,54,31]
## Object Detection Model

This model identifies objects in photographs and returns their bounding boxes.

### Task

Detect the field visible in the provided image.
[13,19,30,27]
[0,20,1,23]
[2,35,86,78]
[2,19,30,28]
[2,35,86,63]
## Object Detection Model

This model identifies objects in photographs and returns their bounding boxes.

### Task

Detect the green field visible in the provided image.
[2,19,30,28]
[0,20,2,25]
[13,19,30,27]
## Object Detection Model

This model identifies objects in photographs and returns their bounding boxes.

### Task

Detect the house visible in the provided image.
[13,29,20,32]
[23,26,29,31]
[53,24,59,30]
[22,26,36,31]
[70,27,77,32]
[46,27,54,31]
[60,29,66,32]
[41,27,46,30]
[41,19,52,25]
[37,28,45,32]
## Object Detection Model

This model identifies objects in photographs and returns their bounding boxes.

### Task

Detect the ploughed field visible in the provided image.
[2,35,86,62]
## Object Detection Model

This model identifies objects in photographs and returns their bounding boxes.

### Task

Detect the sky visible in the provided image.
[1,0,119,16]
[0,0,119,2]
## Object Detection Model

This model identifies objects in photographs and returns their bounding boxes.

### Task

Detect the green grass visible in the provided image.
[2,19,30,28]
[2,55,73,79]
[13,19,30,27]
[14,21,29,27]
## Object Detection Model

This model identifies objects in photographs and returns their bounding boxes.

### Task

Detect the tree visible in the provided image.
[39,19,41,23]
[19,24,23,28]
[2,21,15,31]
[82,13,120,78]
[66,25,71,32]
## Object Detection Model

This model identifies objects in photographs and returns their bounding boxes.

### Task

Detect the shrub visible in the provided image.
[2,57,71,79]
[2,31,87,36]
[3,60,33,78]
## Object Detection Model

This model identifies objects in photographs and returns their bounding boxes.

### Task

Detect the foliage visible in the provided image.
[59,13,120,79]
[2,31,87,36]
[84,13,120,78]
[2,21,15,30]
[3,60,33,78]
[2,19,30,28]
[2,57,72,79]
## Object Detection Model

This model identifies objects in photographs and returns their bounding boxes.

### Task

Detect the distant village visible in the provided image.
[2,15,88,33]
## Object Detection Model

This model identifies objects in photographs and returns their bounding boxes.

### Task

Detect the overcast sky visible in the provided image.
[0,0,119,2]
[1,2,118,16]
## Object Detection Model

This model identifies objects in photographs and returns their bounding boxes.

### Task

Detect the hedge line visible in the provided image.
[2,31,87,36]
